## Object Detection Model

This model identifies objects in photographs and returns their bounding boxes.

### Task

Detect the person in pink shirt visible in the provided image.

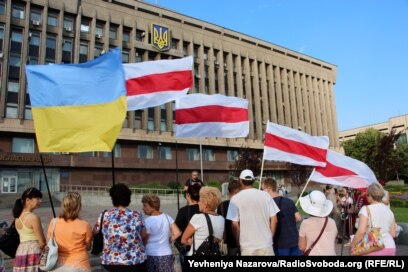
[46,192,92,272]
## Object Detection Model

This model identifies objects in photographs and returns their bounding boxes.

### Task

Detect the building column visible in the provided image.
[251,60,262,140]
[281,68,291,127]
[294,71,305,132]
[300,73,312,134]
[328,81,339,147]
[288,69,298,129]
[226,52,234,97]
[274,66,284,125]
[243,56,254,139]
[306,75,317,135]
[318,78,328,138]
[323,79,335,145]
[266,63,278,123]
[312,76,323,135]
[259,61,269,127]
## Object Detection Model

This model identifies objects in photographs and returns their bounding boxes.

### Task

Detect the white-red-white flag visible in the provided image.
[310,150,377,188]
[263,122,329,167]
[124,56,193,111]
[175,94,249,138]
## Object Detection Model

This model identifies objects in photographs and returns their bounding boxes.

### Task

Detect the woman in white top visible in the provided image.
[142,194,181,272]
[351,183,396,256]
[181,187,225,256]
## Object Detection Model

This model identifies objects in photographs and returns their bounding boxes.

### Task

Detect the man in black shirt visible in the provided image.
[183,170,204,192]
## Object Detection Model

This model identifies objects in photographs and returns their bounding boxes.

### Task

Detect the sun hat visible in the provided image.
[239,169,254,180]
[299,190,333,217]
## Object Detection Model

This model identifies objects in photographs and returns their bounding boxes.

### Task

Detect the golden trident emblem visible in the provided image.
[152,24,169,50]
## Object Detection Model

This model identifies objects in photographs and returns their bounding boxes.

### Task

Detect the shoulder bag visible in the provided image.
[193,213,221,256]
[39,218,59,271]
[0,220,20,258]
[351,206,384,256]
[91,210,107,255]
[303,217,328,256]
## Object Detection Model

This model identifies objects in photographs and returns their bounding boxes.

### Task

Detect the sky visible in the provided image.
[144,0,408,131]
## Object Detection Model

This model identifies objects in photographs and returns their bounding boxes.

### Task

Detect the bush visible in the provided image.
[167,181,181,190]
[207,180,221,190]
[391,199,405,208]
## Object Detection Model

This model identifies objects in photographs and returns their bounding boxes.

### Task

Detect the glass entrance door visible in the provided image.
[1,176,18,193]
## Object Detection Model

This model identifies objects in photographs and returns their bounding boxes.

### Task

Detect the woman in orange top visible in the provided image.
[46,192,92,272]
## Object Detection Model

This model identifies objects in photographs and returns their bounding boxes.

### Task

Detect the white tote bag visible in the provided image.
[39,218,59,271]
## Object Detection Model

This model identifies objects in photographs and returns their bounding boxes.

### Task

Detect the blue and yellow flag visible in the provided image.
[26,48,127,152]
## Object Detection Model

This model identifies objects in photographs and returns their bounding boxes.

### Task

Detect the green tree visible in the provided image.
[229,148,262,178]
[343,128,408,183]
[287,163,313,193]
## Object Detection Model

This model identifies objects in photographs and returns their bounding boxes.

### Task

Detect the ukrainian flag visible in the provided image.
[26,48,126,153]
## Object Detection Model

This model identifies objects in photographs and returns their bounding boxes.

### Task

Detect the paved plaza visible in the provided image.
[1,195,407,270]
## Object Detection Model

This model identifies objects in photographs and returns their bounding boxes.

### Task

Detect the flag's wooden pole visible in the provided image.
[295,167,316,206]
[258,154,266,190]
[175,140,180,210]
[199,138,204,182]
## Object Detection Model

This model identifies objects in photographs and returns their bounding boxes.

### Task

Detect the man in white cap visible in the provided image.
[226,169,280,256]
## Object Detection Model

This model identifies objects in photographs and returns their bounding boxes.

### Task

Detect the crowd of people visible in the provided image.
[0,169,400,271]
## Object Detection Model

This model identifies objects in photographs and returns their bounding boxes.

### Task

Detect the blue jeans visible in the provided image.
[275,246,302,256]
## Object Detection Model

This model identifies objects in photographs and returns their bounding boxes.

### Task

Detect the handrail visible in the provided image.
[59,184,182,197]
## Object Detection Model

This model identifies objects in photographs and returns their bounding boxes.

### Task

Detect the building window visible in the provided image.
[203,149,215,161]
[136,29,144,41]
[45,35,56,63]
[28,31,40,59]
[10,30,22,54]
[122,50,129,63]
[135,50,143,62]
[30,9,42,25]
[79,42,88,63]
[9,54,21,79]
[47,12,58,27]
[12,138,34,153]
[79,152,96,157]
[102,144,121,157]
[0,0,5,15]
[158,146,172,160]
[147,108,154,131]
[95,23,104,38]
[135,110,142,129]
[109,25,117,40]
[0,25,4,52]
[62,39,73,63]
[94,43,103,58]
[186,148,199,161]
[227,150,239,161]
[123,29,130,43]
[80,18,90,33]
[171,38,178,50]
[12,3,24,19]
[138,145,153,159]
[63,17,74,32]
[183,42,189,57]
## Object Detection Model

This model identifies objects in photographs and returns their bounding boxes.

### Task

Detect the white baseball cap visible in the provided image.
[239,169,254,180]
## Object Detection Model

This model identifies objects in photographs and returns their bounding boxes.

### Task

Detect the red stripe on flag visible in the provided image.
[316,160,357,177]
[176,105,248,124]
[264,133,327,162]
[126,70,192,96]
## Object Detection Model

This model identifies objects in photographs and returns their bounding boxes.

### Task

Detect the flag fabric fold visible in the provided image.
[310,150,377,188]
[26,48,126,153]
[263,122,329,167]
[124,56,193,110]
[175,94,249,138]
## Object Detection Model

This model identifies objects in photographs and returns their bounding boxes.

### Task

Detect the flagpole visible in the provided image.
[258,153,266,190]
[199,138,203,182]
[111,144,116,186]
[40,154,56,218]
[295,167,316,206]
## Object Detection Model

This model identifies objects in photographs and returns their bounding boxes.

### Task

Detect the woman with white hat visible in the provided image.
[298,190,338,255]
